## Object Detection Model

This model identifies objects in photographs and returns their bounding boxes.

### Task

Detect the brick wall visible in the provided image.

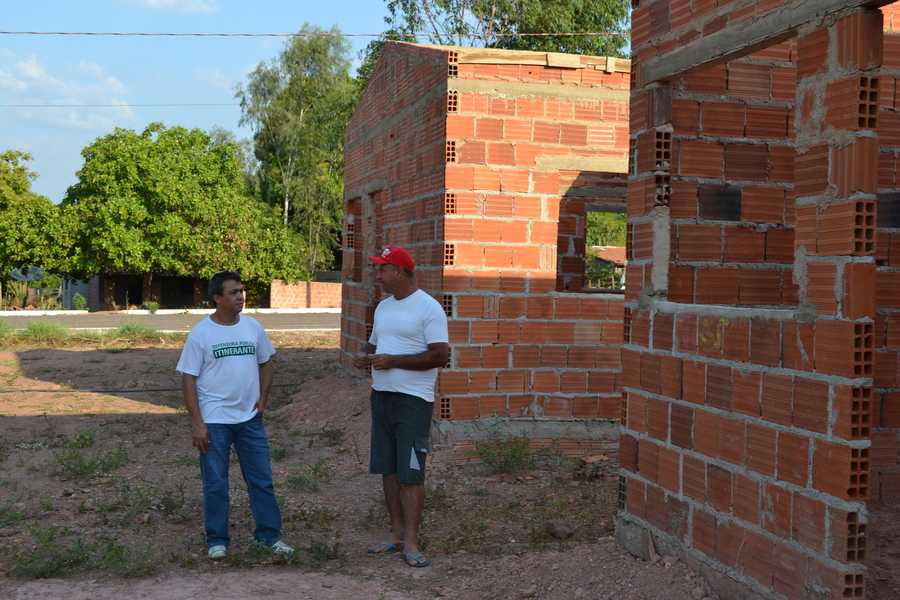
[621,3,897,599]
[342,43,630,451]
[873,4,900,504]
[270,280,342,309]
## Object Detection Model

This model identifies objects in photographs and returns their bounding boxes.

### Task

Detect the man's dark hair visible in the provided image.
[208,271,242,307]
[403,267,414,278]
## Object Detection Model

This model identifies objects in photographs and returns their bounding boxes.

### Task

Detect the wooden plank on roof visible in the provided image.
[546,52,583,68]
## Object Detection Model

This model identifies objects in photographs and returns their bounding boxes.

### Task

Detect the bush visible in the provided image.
[144,301,160,314]
[72,293,87,311]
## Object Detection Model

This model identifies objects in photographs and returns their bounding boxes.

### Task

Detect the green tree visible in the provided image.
[0,151,70,301]
[586,211,626,247]
[236,23,357,274]
[61,123,303,293]
[585,211,626,288]
[360,0,630,80]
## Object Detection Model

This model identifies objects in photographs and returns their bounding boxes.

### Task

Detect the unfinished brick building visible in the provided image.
[341,42,631,450]
[620,1,900,598]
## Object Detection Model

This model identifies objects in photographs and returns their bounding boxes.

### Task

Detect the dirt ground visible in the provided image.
[0,331,893,599]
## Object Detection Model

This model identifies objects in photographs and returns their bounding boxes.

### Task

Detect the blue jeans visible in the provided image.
[199,413,281,548]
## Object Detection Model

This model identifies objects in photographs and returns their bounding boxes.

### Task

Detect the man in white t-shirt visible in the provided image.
[353,246,449,568]
[176,271,292,560]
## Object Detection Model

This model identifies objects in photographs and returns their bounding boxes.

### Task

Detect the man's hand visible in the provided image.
[192,421,210,453]
[353,351,371,370]
[182,373,209,452]
[368,353,393,370]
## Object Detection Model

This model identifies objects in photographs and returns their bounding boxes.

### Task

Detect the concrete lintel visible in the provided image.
[537,154,628,174]
[344,179,387,201]
[450,78,630,104]
[641,0,892,84]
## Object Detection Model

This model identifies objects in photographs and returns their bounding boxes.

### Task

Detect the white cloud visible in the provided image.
[121,0,218,14]
[0,53,136,130]
[73,61,107,79]
[194,68,232,92]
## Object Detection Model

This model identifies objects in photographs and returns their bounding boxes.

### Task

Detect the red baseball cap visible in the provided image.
[369,246,416,270]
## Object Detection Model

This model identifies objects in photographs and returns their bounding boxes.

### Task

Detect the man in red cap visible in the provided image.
[353,246,449,568]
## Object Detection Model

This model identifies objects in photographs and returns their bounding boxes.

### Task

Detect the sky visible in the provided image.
[1,0,392,202]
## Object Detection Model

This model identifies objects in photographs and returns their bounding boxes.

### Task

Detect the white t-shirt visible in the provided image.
[176,314,276,424]
[369,289,449,402]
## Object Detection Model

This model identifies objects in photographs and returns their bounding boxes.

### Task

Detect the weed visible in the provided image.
[470,429,546,475]
[20,321,70,346]
[471,486,489,497]
[12,523,92,578]
[162,455,199,468]
[158,483,186,515]
[52,442,127,480]
[64,426,97,449]
[16,442,44,451]
[425,482,454,509]
[103,540,162,577]
[143,301,160,314]
[285,458,332,492]
[441,516,490,554]
[270,443,289,462]
[304,536,342,564]
[320,427,345,446]
[307,506,339,525]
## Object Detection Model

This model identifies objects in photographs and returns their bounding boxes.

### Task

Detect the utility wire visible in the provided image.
[0,31,625,38]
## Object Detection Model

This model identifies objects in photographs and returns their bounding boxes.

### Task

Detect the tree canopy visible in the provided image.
[360,0,629,92]
[236,23,357,274]
[0,151,69,278]
[61,123,304,285]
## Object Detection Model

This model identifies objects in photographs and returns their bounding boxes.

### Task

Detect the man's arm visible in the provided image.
[368,342,449,371]
[255,359,273,414]
[181,373,209,453]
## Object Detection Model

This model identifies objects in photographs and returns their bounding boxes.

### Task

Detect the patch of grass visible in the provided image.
[0,318,14,339]
[51,442,127,480]
[19,321,70,346]
[285,458,332,492]
[107,321,161,343]
[11,523,92,578]
[102,540,162,576]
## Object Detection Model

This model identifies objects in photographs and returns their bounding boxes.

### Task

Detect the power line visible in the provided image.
[0,30,625,38]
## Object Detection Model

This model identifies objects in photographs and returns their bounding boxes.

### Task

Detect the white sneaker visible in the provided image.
[208,545,226,560]
[272,540,294,555]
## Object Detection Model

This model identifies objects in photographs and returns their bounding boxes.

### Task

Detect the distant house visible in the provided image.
[587,246,626,289]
